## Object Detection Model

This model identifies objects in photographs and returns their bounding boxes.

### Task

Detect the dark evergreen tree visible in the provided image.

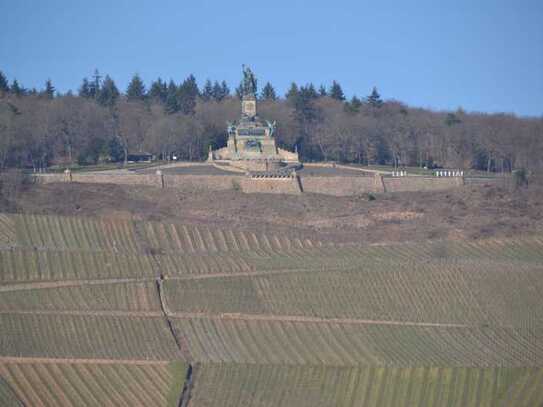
[211,81,221,101]
[126,73,146,101]
[367,86,383,108]
[108,137,125,162]
[220,80,230,98]
[89,69,102,99]
[285,82,299,103]
[304,83,319,99]
[149,78,168,103]
[177,74,199,114]
[292,85,322,159]
[318,84,327,97]
[28,88,37,96]
[97,75,119,108]
[260,82,277,101]
[351,95,362,109]
[164,80,180,114]
[345,95,362,113]
[212,81,227,101]
[44,79,55,99]
[202,79,214,101]
[292,86,320,125]
[0,71,9,93]
[10,79,23,96]
[329,80,345,101]
[79,78,91,98]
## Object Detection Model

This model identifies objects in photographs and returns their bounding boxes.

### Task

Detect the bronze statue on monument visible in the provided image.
[241,64,257,97]
[207,66,300,168]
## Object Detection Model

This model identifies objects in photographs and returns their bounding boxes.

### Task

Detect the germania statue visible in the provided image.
[241,64,257,97]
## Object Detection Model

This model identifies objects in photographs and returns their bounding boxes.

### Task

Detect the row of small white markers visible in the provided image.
[434,170,464,177]
[391,170,464,177]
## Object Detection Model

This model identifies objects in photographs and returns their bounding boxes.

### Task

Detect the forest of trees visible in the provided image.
[0,69,542,173]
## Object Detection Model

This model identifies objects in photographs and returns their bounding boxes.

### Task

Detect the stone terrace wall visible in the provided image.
[35,172,465,195]
[383,177,463,192]
[300,176,382,196]
[240,177,302,194]
[36,173,159,186]
[164,175,240,191]
[37,173,243,191]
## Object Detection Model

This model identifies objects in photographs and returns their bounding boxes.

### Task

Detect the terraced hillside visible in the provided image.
[0,213,542,406]
[0,361,187,407]
[191,365,543,407]
[6,213,323,254]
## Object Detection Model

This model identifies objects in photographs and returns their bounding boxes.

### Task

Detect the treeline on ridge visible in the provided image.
[0,69,541,173]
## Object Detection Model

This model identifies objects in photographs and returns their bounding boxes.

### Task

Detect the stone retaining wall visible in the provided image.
[383,176,463,192]
[240,177,302,194]
[36,173,158,186]
[301,176,382,196]
[35,172,464,195]
[164,175,240,191]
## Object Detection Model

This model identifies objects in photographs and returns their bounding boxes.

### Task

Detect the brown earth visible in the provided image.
[2,180,542,245]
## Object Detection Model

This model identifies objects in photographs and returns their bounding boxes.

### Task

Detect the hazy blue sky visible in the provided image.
[1,0,541,116]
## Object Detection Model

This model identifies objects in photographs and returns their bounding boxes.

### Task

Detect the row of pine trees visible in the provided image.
[0,69,383,115]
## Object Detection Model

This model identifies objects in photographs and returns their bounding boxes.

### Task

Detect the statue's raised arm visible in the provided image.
[242,65,257,97]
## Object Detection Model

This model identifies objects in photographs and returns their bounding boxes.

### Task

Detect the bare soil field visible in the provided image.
[3,180,542,245]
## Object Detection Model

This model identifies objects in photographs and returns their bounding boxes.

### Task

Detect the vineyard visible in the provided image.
[169,318,541,366]
[162,262,543,328]
[0,361,187,407]
[0,281,161,312]
[0,376,23,407]
[5,213,324,254]
[0,213,542,405]
[0,313,182,360]
[191,365,543,407]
